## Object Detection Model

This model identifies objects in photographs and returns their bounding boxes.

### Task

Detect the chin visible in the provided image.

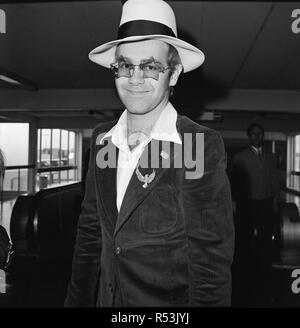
[126,106,152,115]
[124,100,153,115]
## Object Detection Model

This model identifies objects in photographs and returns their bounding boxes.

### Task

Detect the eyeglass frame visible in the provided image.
[110,57,171,80]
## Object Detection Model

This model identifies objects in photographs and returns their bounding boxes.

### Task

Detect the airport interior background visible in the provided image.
[1,0,300,307]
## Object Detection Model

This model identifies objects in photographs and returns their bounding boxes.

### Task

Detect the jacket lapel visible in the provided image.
[95,137,119,230]
[114,135,180,236]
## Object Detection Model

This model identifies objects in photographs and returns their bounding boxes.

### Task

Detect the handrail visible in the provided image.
[291,171,300,176]
[3,165,77,172]
[37,165,77,173]
[284,187,300,197]
[4,165,35,170]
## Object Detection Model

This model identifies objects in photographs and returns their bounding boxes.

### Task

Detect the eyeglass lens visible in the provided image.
[112,61,166,80]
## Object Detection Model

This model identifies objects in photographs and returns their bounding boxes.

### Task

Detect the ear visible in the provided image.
[169,64,183,87]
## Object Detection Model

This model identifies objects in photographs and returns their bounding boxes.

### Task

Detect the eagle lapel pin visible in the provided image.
[135,165,156,189]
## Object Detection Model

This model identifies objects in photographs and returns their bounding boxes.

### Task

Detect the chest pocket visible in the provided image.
[140,185,178,234]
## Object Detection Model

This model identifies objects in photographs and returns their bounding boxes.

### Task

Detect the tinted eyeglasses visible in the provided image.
[110,60,170,81]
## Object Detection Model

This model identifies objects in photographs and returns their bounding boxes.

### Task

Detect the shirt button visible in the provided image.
[115,247,121,255]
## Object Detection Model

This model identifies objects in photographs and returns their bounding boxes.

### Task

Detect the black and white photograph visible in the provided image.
[1,0,300,314]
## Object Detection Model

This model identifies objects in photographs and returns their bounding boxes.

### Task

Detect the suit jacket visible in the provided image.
[231,147,280,201]
[65,114,234,307]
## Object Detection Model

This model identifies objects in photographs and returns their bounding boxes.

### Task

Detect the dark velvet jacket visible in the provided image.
[65,114,234,307]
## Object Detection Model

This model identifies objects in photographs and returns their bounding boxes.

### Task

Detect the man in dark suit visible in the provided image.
[65,0,234,307]
[231,122,280,306]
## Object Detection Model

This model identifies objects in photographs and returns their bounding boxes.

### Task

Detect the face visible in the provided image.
[114,39,181,116]
[248,126,264,148]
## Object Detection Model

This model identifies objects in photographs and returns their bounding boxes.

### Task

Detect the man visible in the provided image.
[65,0,234,307]
[231,122,280,306]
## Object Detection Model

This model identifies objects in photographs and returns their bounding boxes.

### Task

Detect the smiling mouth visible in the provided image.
[126,90,150,95]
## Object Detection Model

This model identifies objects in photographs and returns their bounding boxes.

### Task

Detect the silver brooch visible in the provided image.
[135,165,156,189]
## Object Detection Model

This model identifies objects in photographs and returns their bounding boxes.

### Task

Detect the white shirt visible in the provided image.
[100,102,182,212]
[251,145,262,156]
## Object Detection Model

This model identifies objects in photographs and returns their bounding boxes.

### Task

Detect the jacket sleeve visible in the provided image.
[182,130,234,306]
[64,132,102,307]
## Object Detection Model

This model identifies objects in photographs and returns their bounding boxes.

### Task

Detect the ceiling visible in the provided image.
[0,0,300,124]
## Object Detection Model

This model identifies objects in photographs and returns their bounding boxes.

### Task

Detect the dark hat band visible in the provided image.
[118,20,176,39]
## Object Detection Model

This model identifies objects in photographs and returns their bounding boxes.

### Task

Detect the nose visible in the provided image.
[128,66,145,85]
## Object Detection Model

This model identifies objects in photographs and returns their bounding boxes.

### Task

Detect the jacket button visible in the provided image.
[115,247,121,255]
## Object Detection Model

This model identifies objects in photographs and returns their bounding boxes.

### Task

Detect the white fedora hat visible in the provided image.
[89,0,205,73]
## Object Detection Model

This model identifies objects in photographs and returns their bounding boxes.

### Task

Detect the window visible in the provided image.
[0,123,30,193]
[287,135,300,191]
[37,129,81,189]
[0,123,30,230]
